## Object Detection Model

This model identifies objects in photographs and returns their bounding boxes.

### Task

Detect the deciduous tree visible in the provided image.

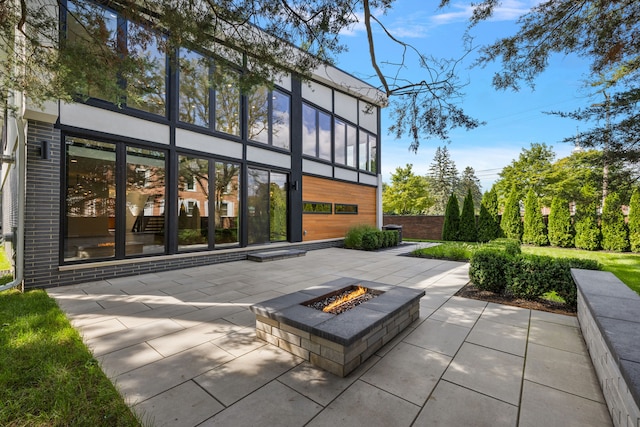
[382,164,433,215]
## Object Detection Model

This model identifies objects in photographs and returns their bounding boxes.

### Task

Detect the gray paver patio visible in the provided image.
[47,246,613,426]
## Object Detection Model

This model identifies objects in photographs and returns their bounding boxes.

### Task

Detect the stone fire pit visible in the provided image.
[250,277,425,377]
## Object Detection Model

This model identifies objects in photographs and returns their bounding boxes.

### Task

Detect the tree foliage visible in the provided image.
[382,164,433,214]
[601,192,629,252]
[629,188,640,252]
[477,188,502,242]
[457,166,483,212]
[500,185,522,241]
[458,189,477,242]
[522,189,548,246]
[442,194,460,241]
[548,198,574,248]
[574,184,602,251]
[426,146,459,215]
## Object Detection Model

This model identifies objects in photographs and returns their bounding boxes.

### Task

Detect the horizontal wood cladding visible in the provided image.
[302,175,377,241]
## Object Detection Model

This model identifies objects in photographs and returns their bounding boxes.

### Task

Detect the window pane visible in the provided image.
[302,104,316,156]
[346,124,356,168]
[214,66,240,136]
[125,23,166,115]
[126,147,165,255]
[179,48,209,127]
[270,173,288,241]
[248,86,269,143]
[215,162,240,246]
[359,130,368,170]
[369,135,377,173]
[66,1,119,101]
[272,91,290,150]
[318,111,332,161]
[247,168,269,244]
[65,138,116,261]
[334,119,346,165]
[178,156,209,250]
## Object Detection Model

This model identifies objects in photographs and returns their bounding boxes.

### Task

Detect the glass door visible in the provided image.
[247,168,288,244]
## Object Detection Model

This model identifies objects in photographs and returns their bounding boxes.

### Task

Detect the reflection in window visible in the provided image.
[303,202,332,214]
[302,103,331,160]
[334,119,357,167]
[126,147,166,255]
[178,156,209,250]
[248,87,290,150]
[335,203,358,214]
[126,22,166,115]
[66,1,119,101]
[213,66,240,136]
[215,162,240,246]
[179,48,210,127]
[64,138,116,261]
[359,130,377,173]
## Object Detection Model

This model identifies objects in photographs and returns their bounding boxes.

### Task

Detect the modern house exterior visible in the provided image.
[1,1,386,289]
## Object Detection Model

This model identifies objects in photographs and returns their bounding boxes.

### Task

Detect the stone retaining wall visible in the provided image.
[572,269,640,427]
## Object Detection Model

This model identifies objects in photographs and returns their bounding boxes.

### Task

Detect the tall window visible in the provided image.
[179,48,210,127]
[302,104,331,161]
[213,66,241,136]
[334,118,357,168]
[215,162,240,246]
[248,87,291,150]
[359,131,377,173]
[178,156,209,250]
[64,138,117,261]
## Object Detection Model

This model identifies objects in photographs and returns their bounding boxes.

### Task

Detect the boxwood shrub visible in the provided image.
[469,249,512,293]
[345,226,400,251]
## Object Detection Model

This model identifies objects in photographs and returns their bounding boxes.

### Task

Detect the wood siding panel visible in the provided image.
[302,175,377,241]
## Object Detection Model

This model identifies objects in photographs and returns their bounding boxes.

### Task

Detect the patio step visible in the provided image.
[247,249,307,262]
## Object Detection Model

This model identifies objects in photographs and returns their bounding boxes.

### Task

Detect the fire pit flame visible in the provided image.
[322,285,367,313]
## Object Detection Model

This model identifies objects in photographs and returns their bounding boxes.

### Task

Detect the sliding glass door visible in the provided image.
[247,167,288,244]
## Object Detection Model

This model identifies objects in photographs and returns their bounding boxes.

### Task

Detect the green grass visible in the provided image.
[0,249,11,271]
[414,241,640,294]
[0,289,141,426]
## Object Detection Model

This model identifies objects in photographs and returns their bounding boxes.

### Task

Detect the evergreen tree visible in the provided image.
[574,184,601,251]
[548,197,574,248]
[601,192,630,252]
[426,146,459,215]
[458,189,477,242]
[522,189,548,246]
[442,194,460,241]
[457,166,483,212]
[477,187,502,242]
[500,185,523,241]
[630,188,640,253]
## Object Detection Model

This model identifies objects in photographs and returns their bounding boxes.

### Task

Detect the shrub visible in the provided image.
[477,189,502,242]
[442,194,460,241]
[629,188,640,253]
[601,192,629,252]
[469,249,512,293]
[554,258,601,308]
[501,186,523,241]
[344,224,377,249]
[505,254,555,300]
[361,231,379,251]
[522,189,548,246]
[459,189,478,242]
[548,197,574,247]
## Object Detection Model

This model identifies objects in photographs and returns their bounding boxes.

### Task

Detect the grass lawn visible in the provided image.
[0,289,141,426]
[414,241,640,294]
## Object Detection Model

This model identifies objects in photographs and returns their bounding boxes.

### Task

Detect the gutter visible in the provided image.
[0,116,26,292]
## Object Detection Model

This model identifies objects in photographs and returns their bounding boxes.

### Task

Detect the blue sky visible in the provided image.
[333,0,598,191]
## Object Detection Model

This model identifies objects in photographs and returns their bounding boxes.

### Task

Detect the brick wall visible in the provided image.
[382,215,445,240]
[23,120,343,289]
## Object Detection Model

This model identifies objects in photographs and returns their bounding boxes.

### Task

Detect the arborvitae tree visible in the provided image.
[630,188,640,253]
[574,185,602,251]
[500,185,523,241]
[442,194,460,241]
[458,189,478,242]
[548,197,574,248]
[601,192,630,252]
[477,188,502,242]
[522,189,548,246]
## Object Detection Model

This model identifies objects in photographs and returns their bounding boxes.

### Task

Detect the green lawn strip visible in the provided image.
[0,289,141,426]
[0,249,11,271]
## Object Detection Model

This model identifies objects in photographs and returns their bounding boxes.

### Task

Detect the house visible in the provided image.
[0,0,385,289]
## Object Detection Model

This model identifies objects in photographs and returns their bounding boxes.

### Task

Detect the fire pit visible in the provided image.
[250,278,425,377]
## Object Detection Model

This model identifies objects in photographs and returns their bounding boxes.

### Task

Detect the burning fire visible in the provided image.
[322,285,367,313]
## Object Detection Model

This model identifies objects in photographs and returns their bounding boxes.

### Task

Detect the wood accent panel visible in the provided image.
[302,175,377,241]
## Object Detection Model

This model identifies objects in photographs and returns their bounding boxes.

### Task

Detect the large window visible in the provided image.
[248,87,291,150]
[247,168,288,244]
[302,104,331,161]
[334,118,357,168]
[178,156,209,250]
[214,162,240,246]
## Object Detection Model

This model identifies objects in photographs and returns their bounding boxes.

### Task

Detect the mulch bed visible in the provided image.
[455,282,576,316]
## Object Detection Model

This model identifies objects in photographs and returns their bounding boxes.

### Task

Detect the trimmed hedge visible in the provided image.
[469,249,600,310]
[345,225,399,251]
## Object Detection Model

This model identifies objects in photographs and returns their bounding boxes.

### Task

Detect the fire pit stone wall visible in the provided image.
[250,278,425,377]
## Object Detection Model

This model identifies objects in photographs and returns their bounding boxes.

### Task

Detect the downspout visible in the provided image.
[0,117,26,292]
